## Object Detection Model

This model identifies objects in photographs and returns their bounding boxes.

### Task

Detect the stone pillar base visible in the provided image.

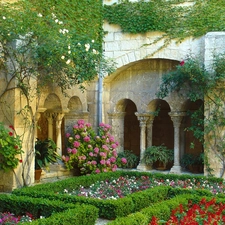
[137,163,148,171]
[170,165,182,174]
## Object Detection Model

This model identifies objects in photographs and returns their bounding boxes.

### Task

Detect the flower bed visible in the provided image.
[149,198,225,224]
[63,175,225,200]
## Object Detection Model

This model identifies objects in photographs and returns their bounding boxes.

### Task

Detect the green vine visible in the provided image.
[104,0,225,54]
[157,54,225,177]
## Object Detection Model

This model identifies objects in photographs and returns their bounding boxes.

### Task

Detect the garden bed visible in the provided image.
[12,171,225,220]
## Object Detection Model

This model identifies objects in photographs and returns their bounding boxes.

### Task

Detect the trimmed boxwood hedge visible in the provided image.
[12,170,223,220]
[0,194,98,225]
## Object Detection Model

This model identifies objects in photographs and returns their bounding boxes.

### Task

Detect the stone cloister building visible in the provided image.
[1,0,225,190]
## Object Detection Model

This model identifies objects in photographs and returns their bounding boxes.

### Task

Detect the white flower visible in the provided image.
[3,16,6,20]
[68,51,71,54]
[58,21,63,24]
[55,19,59,23]
[92,40,95,43]
[77,43,81,46]
[66,59,71,64]
[92,49,98,54]
[61,56,65,60]
[37,13,42,17]
[68,45,71,49]
[85,43,90,51]
[52,13,56,18]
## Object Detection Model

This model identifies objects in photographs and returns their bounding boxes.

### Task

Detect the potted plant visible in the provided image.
[181,153,195,170]
[35,138,60,181]
[142,145,174,170]
[117,150,139,169]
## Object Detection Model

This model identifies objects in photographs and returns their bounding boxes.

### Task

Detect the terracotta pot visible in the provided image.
[35,169,42,181]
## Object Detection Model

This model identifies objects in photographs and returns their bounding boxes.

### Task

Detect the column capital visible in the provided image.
[169,111,186,127]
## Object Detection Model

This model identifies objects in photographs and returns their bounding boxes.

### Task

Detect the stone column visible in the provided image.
[146,115,155,148]
[108,112,126,152]
[55,112,65,156]
[44,112,54,140]
[169,111,186,174]
[135,113,150,170]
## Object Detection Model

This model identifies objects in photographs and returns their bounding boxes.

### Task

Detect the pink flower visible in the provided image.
[91,160,97,165]
[71,148,77,154]
[66,133,70,138]
[104,124,111,129]
[110,157,116,163]
[112,150,117,157]
[100,160,105,165]
[67,148,72,153]
[106,160,111,166]
[62,155,70,162]
[111,143,117,149]
[99,122,105,127]
[102,145,109,151]
[86,123,91,128]
[121,157,127,164]
[73,125,78,129]
[77,119,85,125]
[89,152,94,157]
[84,136,90,142]
[180,60,185,66]
[75,134,80,139]
[78,124,84,129]
[73,141,80,148]
[94,147,99,153]
[95,169,101,174]
[100,152,106,158]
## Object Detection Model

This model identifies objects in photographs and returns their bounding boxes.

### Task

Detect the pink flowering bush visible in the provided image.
[62,120,120,175]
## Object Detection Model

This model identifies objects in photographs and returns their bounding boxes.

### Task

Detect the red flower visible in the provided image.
[180,60,185,66]
[19,159,22,163]
[9,125,15,130]
[14,145,18,149]
[9,132,13,136]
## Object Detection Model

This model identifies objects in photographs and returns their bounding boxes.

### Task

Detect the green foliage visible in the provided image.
[35,138,60,170]
[0,122,23,172]
[117,150,139,168]
[157,54,225,177]
[142,145,174,166]
[0,0,113,92]
[104,0,225,38]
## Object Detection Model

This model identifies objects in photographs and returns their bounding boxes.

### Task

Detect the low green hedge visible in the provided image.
[12,171,223,219]
[0,194,98,225]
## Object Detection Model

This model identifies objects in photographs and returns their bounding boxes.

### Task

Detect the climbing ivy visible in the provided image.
[104,0,225,52]
[157,55,225,177]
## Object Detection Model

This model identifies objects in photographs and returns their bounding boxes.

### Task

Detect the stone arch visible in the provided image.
[37,93,62,141]
[67,96,83,112]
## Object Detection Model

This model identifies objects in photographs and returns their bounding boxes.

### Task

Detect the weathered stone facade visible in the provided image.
[1,0,225,191]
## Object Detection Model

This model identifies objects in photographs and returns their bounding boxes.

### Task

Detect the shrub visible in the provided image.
[62,120,119,175]
[117,150,138,169]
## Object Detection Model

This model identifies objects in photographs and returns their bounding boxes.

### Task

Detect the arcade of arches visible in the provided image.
[35,58,203,174]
